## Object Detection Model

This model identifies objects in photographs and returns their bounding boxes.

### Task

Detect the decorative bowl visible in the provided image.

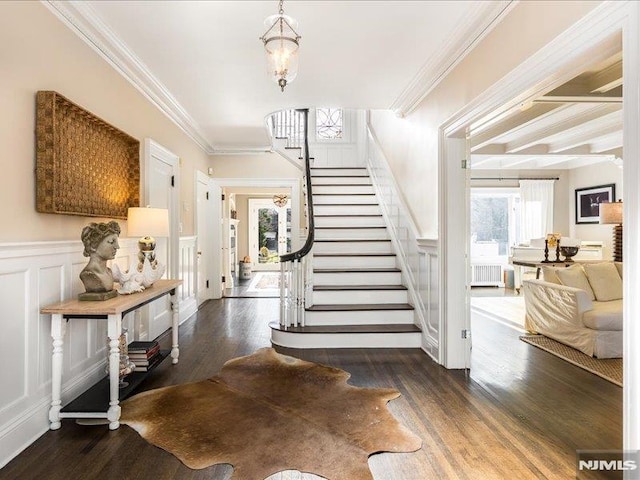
[560,246,580,262]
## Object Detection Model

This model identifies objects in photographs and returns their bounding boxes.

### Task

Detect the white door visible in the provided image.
[249,199,291,271]
[145,139,179,340]
[196,171,213,306]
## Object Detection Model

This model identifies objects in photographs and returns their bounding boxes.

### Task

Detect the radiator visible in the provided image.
[471,263,505,287]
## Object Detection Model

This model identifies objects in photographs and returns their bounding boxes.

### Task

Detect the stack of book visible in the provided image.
[128,341,162,372]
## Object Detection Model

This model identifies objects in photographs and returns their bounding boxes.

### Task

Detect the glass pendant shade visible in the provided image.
[261,12,300,91]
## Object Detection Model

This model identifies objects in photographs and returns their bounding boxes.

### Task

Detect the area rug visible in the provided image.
[120,348,422,479]
[246,271,281,292]
[520,335,622,387]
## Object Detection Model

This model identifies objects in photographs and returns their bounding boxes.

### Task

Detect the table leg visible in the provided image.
[170,289,179,364]
[49,314,66,430]
[106,314,122,430]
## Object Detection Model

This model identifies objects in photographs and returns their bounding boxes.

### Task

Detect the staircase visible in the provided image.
[270,167,422,349]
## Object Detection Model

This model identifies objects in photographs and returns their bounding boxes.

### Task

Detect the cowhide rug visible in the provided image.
[120,348,422,479]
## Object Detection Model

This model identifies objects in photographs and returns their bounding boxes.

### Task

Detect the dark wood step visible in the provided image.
[311,167,367,170]
[314,203,378,206]
[315,226,387,230]
[311,183,373,187]
[314,214,383,217]
[284,146,301,150]
[315,239,390,243]
[313,285,407,291]
[314,253,396,257]
[270,323,421,334]
[307,303,413,311]
[313,193,376,196]
[310,175,370,178]
[313,268,401,273]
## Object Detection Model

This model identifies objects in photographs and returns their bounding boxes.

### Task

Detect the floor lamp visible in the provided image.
[599,201,623,262]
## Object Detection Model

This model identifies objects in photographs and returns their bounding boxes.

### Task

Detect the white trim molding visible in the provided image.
[437,0,639,449]
[389,0,516,117]
[365,121,439,362]
[42,0,214,153]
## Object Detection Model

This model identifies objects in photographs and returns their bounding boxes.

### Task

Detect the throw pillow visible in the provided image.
[541,266,562,284]
[584,262,623,301]
[556,265,595,300]
[615,261,623,280]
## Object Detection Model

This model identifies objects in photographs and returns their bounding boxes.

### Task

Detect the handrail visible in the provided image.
[280,108,314,262]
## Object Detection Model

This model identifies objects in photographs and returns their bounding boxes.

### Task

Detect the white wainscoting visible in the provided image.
[178,236,198,323]
[366,125,440,362]
[0,236,198,468]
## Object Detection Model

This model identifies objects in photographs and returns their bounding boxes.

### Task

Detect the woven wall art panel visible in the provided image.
[36,91,140,219]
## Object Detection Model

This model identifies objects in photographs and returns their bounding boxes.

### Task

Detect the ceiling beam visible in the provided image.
[532,87,622,104]
[589,60,623,93]
[505,106,620,153]
[469,103,564,150]
[548,123,621,153]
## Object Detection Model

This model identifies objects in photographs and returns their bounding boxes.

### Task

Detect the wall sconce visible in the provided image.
[599,200,623,262]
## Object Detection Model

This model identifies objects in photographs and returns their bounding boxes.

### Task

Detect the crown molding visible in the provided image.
[389,0,516,118]
[42,0,215,154]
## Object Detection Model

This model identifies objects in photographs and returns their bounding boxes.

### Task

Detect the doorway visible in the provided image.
[249,198,291,271]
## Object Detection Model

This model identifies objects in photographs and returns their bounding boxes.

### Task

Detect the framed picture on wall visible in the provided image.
[575,183,616,224]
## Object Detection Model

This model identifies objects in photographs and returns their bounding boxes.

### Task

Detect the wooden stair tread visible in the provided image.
[307,303,414,311]
[314,214,383,217]
[270,324,421,334]
[313,268,401,273]
[311,183,373,186]
[313,285,407,291]
[313,193,376,196]
[314,253,396,257]
[311,167,367,170]
[310,175,370,178]
[315,239,390,242]
[314,203,378,206]
[315,226,387,229]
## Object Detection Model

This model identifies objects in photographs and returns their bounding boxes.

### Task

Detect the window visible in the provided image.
[315,108,343,139]
[470,189,521,258]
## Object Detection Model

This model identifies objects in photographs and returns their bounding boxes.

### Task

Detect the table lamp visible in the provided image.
[127,207,169,271]
[599,200,623,262]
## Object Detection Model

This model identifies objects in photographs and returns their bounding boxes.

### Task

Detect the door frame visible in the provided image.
[195,170,214,305]
[438,1,639,447]
[209,178,301,298]
[143,138,180,278]
[248,198,292,271]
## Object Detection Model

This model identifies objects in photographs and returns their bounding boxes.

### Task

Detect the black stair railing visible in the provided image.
[275,108,314,328]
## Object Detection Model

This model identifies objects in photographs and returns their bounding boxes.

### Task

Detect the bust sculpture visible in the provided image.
[79,221,121,301]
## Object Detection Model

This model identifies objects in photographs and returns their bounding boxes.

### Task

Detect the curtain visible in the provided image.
[519,180,555,244]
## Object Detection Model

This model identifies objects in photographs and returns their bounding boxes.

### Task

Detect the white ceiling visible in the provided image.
[469,47,623,171]
[48,0,509,152]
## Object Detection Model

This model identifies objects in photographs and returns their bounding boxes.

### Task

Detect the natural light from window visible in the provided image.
[316,108,343,139]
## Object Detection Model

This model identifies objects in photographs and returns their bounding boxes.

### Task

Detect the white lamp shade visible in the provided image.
[127,207,169,237]
[599,201,623,224]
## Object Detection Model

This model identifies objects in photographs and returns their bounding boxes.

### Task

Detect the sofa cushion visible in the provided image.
[615,261,623,280]
[541,266,562,284]
[584,262,623,301]
[583,300,623,331]
[556,265,595,300]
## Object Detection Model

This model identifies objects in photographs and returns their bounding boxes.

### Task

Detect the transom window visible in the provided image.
[315,108,343,139]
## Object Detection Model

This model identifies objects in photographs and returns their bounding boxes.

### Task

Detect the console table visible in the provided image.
[41,279,182,431]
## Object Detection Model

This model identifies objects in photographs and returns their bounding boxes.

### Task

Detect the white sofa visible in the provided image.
[522,262,622,358]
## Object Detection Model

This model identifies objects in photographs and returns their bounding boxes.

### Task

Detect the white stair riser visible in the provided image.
[313,185,374,194]
[313,255,397,269]
[314,205,381,216]
[314,241,392,254]
[313,194,378,205]
[314,271,402,286]
[312,176,371,185]
[305,309,414,326]
[315,216,386,227]
[315,228,389,240]
[313,289,408,304]
[271,330,422,349]
[310,168,368,176]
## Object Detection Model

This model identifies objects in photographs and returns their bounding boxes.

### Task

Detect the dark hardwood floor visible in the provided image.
[1,298,622,479]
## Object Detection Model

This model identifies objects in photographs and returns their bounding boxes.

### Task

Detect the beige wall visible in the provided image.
[0,2,211,242]
[210,153,301,179]
[569,161,623,259]
[369,1,601,238]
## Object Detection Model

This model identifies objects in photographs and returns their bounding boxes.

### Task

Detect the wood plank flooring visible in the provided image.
[0,297,621,479]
